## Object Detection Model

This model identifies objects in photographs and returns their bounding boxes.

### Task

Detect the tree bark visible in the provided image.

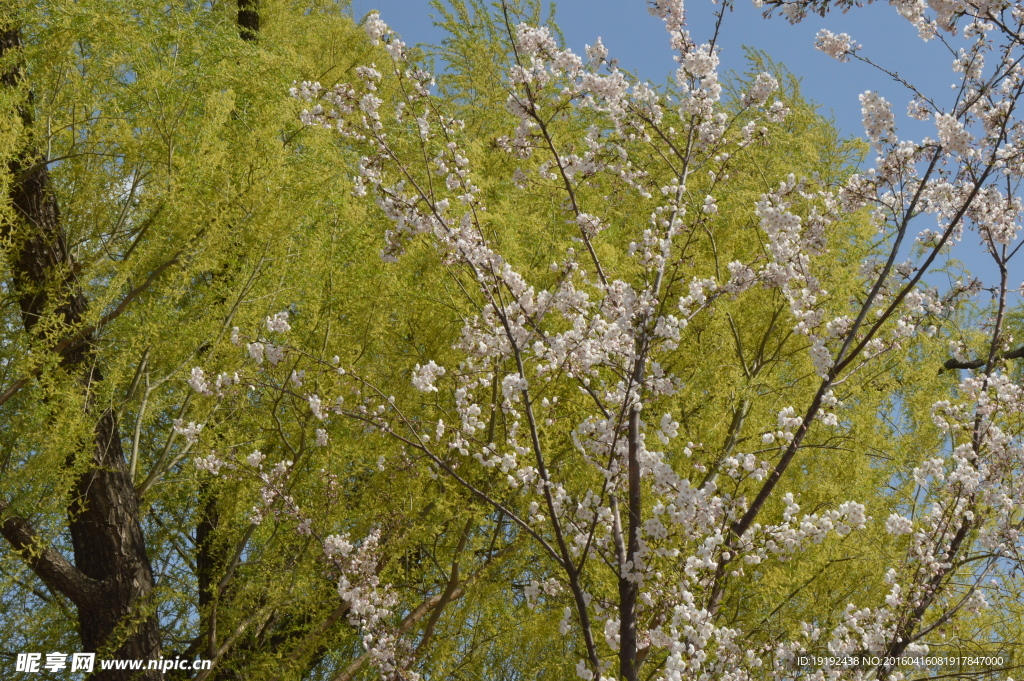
[618,405,641,681]
[1,25,162,680]
[237,0,259,41]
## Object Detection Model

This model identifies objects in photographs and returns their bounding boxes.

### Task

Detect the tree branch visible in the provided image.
[0,500,103,609]
[942,343,1024,371]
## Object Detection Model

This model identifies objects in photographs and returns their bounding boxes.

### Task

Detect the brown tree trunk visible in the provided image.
[1,25,162,680]
[237,0,259,41]
[618,406,641,681]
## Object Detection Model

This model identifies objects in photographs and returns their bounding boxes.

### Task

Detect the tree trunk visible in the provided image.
[237,0,259,41]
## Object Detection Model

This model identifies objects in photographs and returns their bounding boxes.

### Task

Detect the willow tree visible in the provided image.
[0,1,573,678]
[0,0,415,677]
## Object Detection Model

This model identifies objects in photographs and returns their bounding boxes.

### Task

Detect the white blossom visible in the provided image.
[885,513,914,535]
[412,360,446,392]
[814,29,856,60]
[188,367,213,396]
[266,311,292,333]
[363,12,389,44]
[860,91,895,146]
[194,452,224,475]
[173,419,204,444]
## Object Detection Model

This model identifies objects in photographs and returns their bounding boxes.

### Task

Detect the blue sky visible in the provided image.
[347,0,1008,284]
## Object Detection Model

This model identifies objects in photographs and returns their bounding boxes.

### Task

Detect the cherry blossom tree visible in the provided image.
[186,0,1024,678]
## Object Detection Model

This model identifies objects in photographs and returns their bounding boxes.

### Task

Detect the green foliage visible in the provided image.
[0,0,1016,679]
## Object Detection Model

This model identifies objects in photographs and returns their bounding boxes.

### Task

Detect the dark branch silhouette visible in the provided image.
[942,344,1024,371]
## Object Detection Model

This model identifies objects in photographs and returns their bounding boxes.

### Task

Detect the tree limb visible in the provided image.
[942,343,1024,371]
[0,499,104,609]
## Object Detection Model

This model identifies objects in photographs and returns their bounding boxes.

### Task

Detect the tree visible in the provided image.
[2,0,1023,680]
[0,0,403,677]
[0,1,560,678]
